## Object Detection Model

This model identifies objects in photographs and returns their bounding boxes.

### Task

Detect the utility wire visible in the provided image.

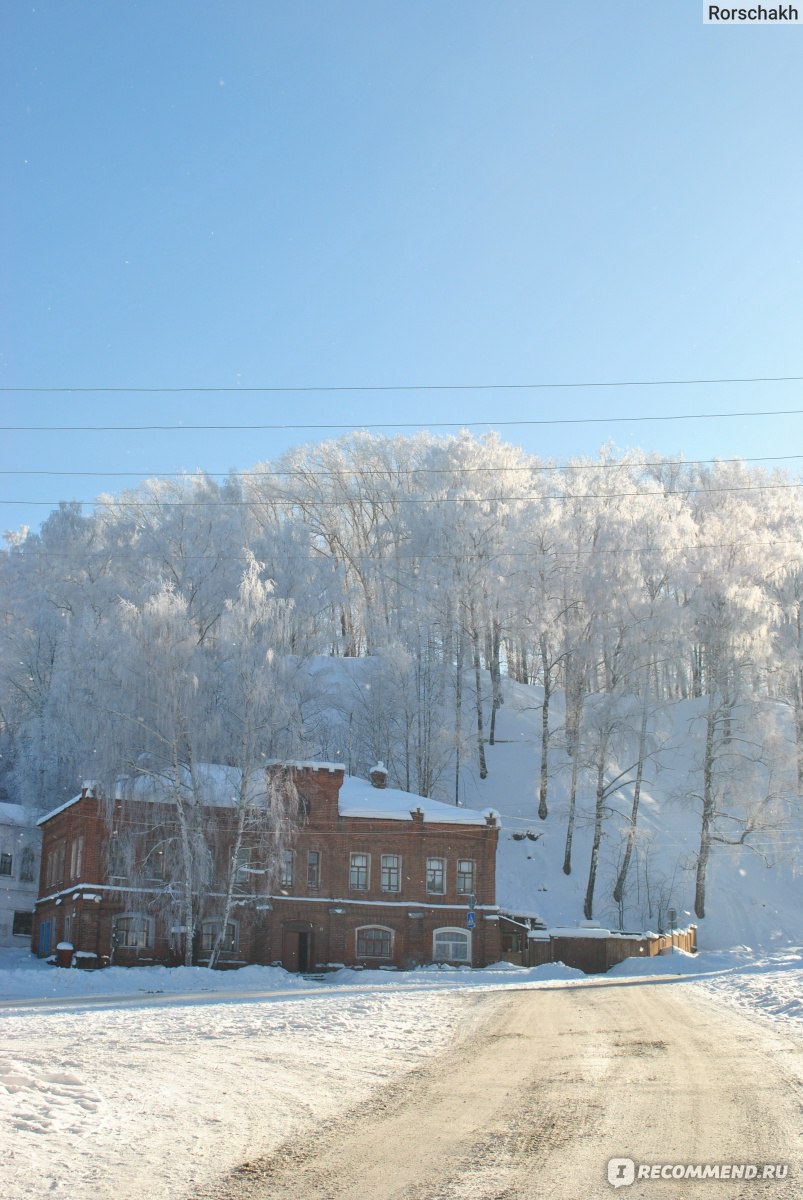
[4,481,803,506]
[1,453,802,479]
[3,407,803,432]
[3,372,803,394]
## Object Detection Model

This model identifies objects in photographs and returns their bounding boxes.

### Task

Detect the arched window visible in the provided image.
[200,919,239,954]
[113,914,154,950]
[355,925,393,960]
[433,927,471,963]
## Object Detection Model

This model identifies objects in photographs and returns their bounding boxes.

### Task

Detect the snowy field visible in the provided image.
[1,947,801,1200]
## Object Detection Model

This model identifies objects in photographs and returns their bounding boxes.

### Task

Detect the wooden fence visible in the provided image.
[499,917,697,974]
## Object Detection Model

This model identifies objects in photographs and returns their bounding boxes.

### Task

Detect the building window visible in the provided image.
[45,842,66,888]
[108,836,127,880]
[433,928,471,963]
[426,857,445,895]
[356,926,393,959]
[0,852,12,877]
[307,850,320,890]
[13,910,33,937]
[20,847,35,882]
[142,836,165,881]
[113,914,154,950]
[456,859,475,895]
[279,849,294,889]
[70,835,84,879]
[349,853,370,891]
[380,854,401,893]
[200,920,239,955]
[233,847,251,884]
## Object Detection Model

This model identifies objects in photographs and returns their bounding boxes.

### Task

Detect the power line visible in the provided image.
[4,407,803,433]
[4,481,803,507]
[1,453,802,479]
[3,372,803,394]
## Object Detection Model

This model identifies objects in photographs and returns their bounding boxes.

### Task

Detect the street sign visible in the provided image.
[466,911,476,929]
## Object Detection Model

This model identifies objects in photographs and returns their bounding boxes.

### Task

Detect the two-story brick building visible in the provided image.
[32,762,501,971]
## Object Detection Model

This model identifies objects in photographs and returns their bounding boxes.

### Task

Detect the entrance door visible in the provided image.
[297,931,310,973]
[281,926,312,973]
[38,920,52,957]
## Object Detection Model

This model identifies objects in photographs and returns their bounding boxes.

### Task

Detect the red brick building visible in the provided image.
[32,763,501,971]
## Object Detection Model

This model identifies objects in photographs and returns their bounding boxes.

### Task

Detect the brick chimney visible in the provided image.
[369,761,388,789]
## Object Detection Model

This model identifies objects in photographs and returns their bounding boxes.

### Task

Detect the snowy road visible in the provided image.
[199,978,803,1200]
[2,954,801,1200]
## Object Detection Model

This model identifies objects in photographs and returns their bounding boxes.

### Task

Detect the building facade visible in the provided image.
[32,763,501,971]
[0,802,41,948]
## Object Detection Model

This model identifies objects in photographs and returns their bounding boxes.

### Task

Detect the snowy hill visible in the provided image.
[451,680,803,951]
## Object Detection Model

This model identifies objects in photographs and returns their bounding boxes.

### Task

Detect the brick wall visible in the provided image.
[33,767,501,970]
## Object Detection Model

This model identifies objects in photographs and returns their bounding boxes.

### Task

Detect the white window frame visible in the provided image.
[426,857,445,895]
[456,858,475,895]
[380,854,401,893]
[349,852,370,891]
[355,924,394,960]
[433,927,471,963]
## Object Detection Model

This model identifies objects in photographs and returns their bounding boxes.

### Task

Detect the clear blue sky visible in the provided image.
[2,1,803,535]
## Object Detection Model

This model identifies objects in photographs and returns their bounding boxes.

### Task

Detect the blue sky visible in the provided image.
[2,1,803,535]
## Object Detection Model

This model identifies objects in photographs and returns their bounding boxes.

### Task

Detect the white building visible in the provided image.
[0,802,41,948]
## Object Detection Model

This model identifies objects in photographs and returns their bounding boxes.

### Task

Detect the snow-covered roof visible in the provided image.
[267,759,345,774]
[114,763,264,807]
[37,764,498,830]
[337,776,496,826]
[0,801,37,828]
[37,793,88,825]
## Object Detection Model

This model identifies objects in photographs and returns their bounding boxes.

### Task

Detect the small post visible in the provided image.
[668,908,677,955]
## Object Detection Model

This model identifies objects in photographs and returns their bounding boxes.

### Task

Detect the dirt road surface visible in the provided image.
[197,977,802,1200]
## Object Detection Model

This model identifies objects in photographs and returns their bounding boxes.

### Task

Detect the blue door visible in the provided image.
[38,920,52,957]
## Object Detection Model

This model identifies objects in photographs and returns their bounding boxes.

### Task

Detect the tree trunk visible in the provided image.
[794,675,803,791]
[488,618,503,746]
[208,806,246,969]
[538,635,551,820]
[695,695,717,919]
[562,749,579,876]
[583,754,607,920]
[613,671,650,906]
[470,605,488,780]
[454,629,463,805]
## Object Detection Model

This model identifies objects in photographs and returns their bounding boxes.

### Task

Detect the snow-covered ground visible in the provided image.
[1,946,800,1200]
